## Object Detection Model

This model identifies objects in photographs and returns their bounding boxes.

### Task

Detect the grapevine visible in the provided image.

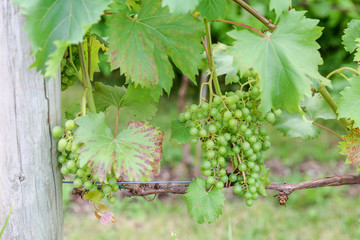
[60,46,81,91]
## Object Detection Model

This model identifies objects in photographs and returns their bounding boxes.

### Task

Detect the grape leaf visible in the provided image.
[162,0,199,14]
[228,10,324,114]
[82,35,108,81]
[74,113,164,181]
[94,83,126,112]
[107,0,203,88]
[269,0,292,17]
[184,178,225,224]
[258,166,271,197]
[354,39,360,61]
[342,19,360,54]
[64,103,81,120]
[196,0,229,21]
[338,76,360,129]
[338,128,360,165]
[14,0,112,78]
[208,43,239,85]
[171,120,191,144]
[94,83,157,120]
[276,93,336,140]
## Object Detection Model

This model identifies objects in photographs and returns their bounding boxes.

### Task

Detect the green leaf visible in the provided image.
[338,76,360,129]
[184,178,225,224]
[122,84,158,120]
[354,39,360,62]
[74,113,164,181]
[276,94,336,140]
[258,166,271,197]
[342,19,360,54]
[94,83,127,112]
[269,0,292,17]
[209,43,239,85]
[107,0,203,88]
[228,10,324,114]
[14,0,112,78]
[338,128,360,166]
[84,189,103,204]
[162,0,199,14]
[171,120,191,144]
[64,103,81,120]
[82,35,108,81]
[196,0,229,21]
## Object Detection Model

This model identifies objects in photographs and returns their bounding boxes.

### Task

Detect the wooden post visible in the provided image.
[0,1,62,239]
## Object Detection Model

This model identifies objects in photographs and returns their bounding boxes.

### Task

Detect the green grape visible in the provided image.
[178,113,186,122]
[202,170,212,176]
[220,175,229,183]
[262,141,271,150]
[218,146,227,155]
[61,84,68,91]
[249,186,257,194]
[220,161,227,168]
[208,125,217,134]
[252,142,262,152]
[61,58,67,69]
[215,181,224,189]
[233,182,243,195]
[189,127,198,136]
[244,129,252,138]
[83,180,93,190]
[247,177,256,185]
[60,165,70,175]
[184,112,191,120]
[213,96,222,105]
[73,178,83,188]
[259,127,268,136]
[247,162,255,169]
[65,67,75,76]
[58,138,68,152]
[206,176,215,185]
[52,126,63,139]
[223,111,232,121]
[57,155,66,164]
[219,168,227,176]
[232,145,240,154]
[253,165,260,173]
[210,108,218,116]
[246,199,254,207]
[234,110,243,119]
[76,168,86,178]
[217,157,225,165]
[239,163,247,172]
[199,129,207,137]
[274,109,282,118]
[108,196,116,204]
[108,177,118,186]
[248,135,257,144]
[201,102,209,111]
[112,184,120,192]
[239,124,247,132]
[241,141,251,151]
[251,193,259,200]
[265,112,276,124]
[217,135,227,146]
[66,160,76,169]
[211,160,218,167]
[244,192,252,200]
[102,185,112,195]
[206,150,215,159]
[224,133,231,141]
[65,120,76,130]
[206,140,215,149]
[245,101,253,109]
[201,160,212,170]
[229,174,238,182]
[190,104,198,112]
[248,154,257,162]
[225,96,235,105]
[241,108,250,117]
[228,119,238,128]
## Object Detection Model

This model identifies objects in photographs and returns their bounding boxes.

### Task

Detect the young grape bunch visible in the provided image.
[178,86,281,207]
[60,46,81,91]
[52,118,118,204]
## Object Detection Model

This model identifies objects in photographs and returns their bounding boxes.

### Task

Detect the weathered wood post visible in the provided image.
[0,1,62,239]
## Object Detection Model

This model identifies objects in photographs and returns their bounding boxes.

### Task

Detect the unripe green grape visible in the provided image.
[65,120,76,130]
[239,163,247,172]
[210,108,218,116]
[262,141,271,150]
[217,157,225,165]
[200,102,209,111]
[83,180,93,190]
[228,119,238,128]
[245,115,252,123]
[241,108,250,117]
[217,135,227,146]
[246,199,254,207]
[68,76,77,86]
[251,192,259,200]
[62,76,70,84]
[189,127,198,136]
[184,112,191,120]
[71,143,81,152]
[220,161,227,168]
[211,160,218,167]
[215,181,224,189]
[218,146,227,155]
[224,133,231,141]
[264,136,271,141]
[259,127,268,136]
[206,176,215,185]
[241,141,251,151]
[199,129,208,138]
[65,67,75,76]
[52,126,63,139]
[239,124,247,132]
[244,192,252,200]
[248,154,257,162]
[232,145,241,154]
[112,184,120,192]
[253,165,261,173]
[233,183,243,195]
[60,165,70,175]
[190,104,198,112]
[247,177,256,185]
[58,138,68,152]
[249,186,257,193]
[213,96,222,105]
[251,173,259,180]
[66,160,76,169]
[215,121,222,129]
[223,111,232,121]
[102,185,112,195]
[265,112,276,124]
[220,175,229,183]
[245,101,253,109]
[190,137,198,144]
[61,84,68,91]
[274,109,282,118]
[248,135,257,144]
[247,162,255,169]
[219,168,227,176]
[234,110,243,119]
[57,155,66,164]
[206,140,215,149]
[201,160,212,170]
[178,113,186,122]
[229,173,238,182]
[108,177,118,187]
[73,178,83,188]
[245,148,254,157]
[225,96,235,105]
[206,150,215,159]
[202,170,212,176]
[65,141,72,152]
[228,104,237,110]
[76,168,86,178]
[251,116,258,123]
[244,129,252,138]
[236,90,245,98]
[252,142,262,152]
[230,135,237,143]
[208,125,217,134]
[237,175,244,182]
[61,58,67,69]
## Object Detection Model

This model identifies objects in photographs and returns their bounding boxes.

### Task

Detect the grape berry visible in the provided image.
[60,46,81,91]
[178,87,281,207]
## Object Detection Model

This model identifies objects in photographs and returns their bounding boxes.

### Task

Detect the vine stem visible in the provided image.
[204,18,222,96]
[214,20,268,38]
[78,43,96,113]
[325,66,357,79]
[114,107,120,139]
[312,121,344,141]
[232,0,276,30]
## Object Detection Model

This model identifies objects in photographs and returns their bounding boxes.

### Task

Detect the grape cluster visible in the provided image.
[60,46,81,91]
[52,120,117,204]
[178,87,281,206]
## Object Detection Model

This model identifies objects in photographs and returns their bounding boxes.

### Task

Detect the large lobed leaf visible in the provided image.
[342,19,360,54]
[14,0,112,78]
[107,0,203,89]
[184,178,225,224]
[337,76,360,129]
[74,113,164,181]
[338,128,360,166]
[228,10,324,114]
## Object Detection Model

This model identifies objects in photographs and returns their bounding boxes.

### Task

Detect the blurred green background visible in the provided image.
[62,1,360,239]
